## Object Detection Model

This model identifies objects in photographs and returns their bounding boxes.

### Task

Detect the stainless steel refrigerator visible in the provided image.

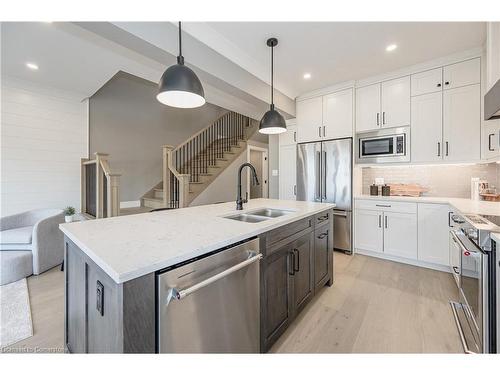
[296,138,352,254]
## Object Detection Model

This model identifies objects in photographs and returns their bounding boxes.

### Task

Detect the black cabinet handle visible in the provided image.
[317,214,329,221]
[437,142,441,157]
[293,185,297,196]
[452,266,460,275]
[445,141,449,156]
[376,112,380,126]
[293,131,296,143]
[378,214,382,228]
[448,211,453,227]
[288,251,295,275]
[437,83,442,87]
[445,81,450,85]
[382,111,386,125]
[384,216,388,229]
[375,204,391,208]
[293,249,299,272]
[489,133,495,151]
[317,232,328,239]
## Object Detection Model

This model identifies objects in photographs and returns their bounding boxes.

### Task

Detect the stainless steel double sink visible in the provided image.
[223,208,294,223]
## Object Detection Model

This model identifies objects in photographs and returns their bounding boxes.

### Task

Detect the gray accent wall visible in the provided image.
[89,72,227,202]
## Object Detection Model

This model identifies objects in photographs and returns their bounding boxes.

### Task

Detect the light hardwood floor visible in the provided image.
[4,253,462,353]
[271,253,463,353]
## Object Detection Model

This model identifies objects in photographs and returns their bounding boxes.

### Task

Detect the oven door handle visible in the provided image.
[169,253,263,301]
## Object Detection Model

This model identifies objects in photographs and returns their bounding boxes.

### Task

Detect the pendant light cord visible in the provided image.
[177,21,184,65]
[270,44,274,106]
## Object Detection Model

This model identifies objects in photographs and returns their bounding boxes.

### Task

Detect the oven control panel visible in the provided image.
[396,135,405,154]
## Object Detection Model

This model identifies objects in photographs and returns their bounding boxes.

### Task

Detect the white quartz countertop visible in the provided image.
[355,195,500,216]
[59,199,335,284]
[491,232,500,244]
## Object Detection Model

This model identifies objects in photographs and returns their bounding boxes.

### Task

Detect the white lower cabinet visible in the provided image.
[355,200,452,271]
[354,209,383,253]
[383,211,417,259]
[417,204,451,266]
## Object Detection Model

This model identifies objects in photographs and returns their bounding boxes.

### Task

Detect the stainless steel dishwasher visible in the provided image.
[156,237,261,353]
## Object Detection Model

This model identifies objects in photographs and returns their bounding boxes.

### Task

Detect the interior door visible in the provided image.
[296,97,323,143]
[296,142,321,202]
[356,83,381,132]
[443,84,481,162]
[383,212,417,259]
[279,144,297,201]
[322,138,352,210]
[354,209,383,253]
[381,76,410,128]
[411,91,443,162]
[322,88,353,139]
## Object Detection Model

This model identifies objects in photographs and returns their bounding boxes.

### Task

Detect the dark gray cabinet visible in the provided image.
[290,232,314,313]
[314,223,333,293]
[259,208,334,352]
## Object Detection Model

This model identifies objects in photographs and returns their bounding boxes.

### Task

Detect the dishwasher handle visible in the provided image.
[170,252,263,301]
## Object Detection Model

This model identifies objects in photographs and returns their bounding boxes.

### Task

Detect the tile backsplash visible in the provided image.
[362,163,500,198]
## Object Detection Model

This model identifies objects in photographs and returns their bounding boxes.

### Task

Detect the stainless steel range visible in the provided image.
[450,213,499,353]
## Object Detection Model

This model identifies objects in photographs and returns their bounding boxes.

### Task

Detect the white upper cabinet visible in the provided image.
[356,77,410,133]
[486,22,500,90]
[411,68,443,96]
[322,88,353,139]
[381,76,410,128]
[411,91,443,163]
[443,58,480,90]
[482,121,500,160]
[279,123,297,146]
[443,84,481,162]
[296,97,323,143]
[355,83,381,132]
[418,204,451,266]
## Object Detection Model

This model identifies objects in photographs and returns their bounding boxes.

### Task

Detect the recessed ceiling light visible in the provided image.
[303,73,311,79]
[386,44,398,52]
[26,62,39,70]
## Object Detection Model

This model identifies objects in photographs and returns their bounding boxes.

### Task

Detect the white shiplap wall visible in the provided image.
[1,77,87,216]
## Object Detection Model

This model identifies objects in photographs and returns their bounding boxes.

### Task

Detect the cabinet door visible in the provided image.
[290,232,314,314]
[314,225,331,293]
[481,120,500,160]
[279,144,297,200]
[354,209,383,253]
[383,212,417,259]
[381,76,410,128]
[443,58,480,90]
[296,97,323,143]
[323,88,353,139]
[417,204,451,266]
[411,91,443,162]
[443,84,481,162]
[262,245,293,346]
[279,124,297,146]
[355,83,381,132]
[411,68,443,96]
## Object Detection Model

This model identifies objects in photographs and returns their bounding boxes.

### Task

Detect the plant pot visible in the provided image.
[65,215,73,223]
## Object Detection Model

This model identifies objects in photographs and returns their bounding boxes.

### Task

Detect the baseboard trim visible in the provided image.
[354,248,451,273]
[120,200,141,209]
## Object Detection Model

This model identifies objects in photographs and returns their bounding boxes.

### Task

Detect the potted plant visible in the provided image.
[64,206,76,223]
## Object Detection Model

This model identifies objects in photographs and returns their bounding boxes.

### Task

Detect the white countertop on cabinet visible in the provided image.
[355,195,500,216]
[59,199,335,284]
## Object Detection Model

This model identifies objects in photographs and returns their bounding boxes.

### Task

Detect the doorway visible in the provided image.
[247,146,268,199]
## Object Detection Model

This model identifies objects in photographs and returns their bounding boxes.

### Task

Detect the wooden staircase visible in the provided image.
[141,111,258,209]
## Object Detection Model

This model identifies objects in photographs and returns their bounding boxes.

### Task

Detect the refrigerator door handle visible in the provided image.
[322,151,327,200]
[315,151,321,200]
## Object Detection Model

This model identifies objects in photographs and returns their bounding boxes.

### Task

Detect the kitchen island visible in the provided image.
[59,199,335,353]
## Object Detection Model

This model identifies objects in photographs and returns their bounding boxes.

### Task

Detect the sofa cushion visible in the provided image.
[0,251,33,285]
[0,226,33,245]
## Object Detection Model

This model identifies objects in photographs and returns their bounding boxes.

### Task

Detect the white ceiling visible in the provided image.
[197,22,486,98]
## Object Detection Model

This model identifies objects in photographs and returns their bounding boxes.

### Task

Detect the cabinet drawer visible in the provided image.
[314,210,331,226]
[265,217,313,250]
[355,199,417,214]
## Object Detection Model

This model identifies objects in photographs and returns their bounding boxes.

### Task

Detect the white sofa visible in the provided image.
[0,209,64,285]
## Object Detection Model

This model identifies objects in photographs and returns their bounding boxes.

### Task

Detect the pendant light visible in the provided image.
[259,37,287,134]
[157,22,205,108]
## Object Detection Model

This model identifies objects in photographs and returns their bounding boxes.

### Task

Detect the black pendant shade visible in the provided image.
[259,37,286,134]
[157,22,206,108]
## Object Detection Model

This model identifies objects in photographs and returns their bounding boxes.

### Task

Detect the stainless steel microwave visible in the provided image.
[356,126,410,164]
